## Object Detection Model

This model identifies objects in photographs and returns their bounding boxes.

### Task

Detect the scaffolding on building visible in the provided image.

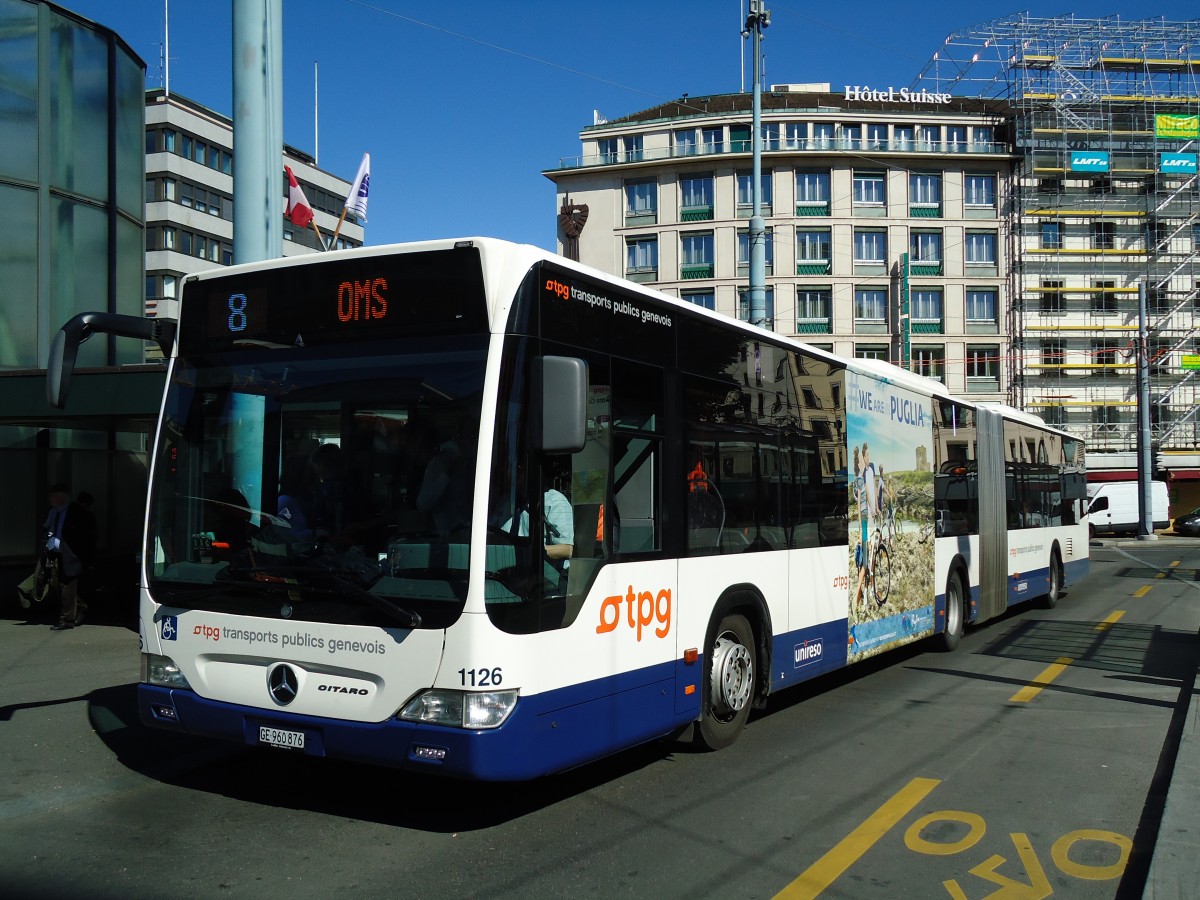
[909,14,1200,455]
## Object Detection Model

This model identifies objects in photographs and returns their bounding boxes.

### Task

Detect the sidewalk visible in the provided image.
[1099,535,1200,898]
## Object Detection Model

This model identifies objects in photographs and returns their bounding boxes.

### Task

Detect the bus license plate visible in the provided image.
[259,725,305,750]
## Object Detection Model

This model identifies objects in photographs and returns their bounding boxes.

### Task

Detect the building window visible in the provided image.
[964,173,996,208]
[797,288,831,332]
[894,125,914,150]
[919,124,940,149]
[974,126,995,147]
[855,288,888,323]
[867,123,887,150]
[1040,341,1065,377]
[625,179,657,223]
[841,124,863,150]
[1092,339,1120,378]
[1040,221,1062,249]
[966,346,1000,383]
[737,228,774,275]
[625,236,658,280]
[912,346,945,381]
[796,170,830,213]
[911,288,943,326]
[966,288,997,323]
[681,232,714,279]
[703,126,725,154]
[965,231,997,265]
[1040,280,1065,315]
[736,171,772,216]
[796,229,831,266]
[674,129,697,157]
[680,174,714,221]
[622,134,643,162]
[910,230,943,265]
[910,173,942,211]
[784,122,807,149]
[812,122,834,149]
[598,138,618,164]
[854,229,887,264]
[1093,280,1117,315]
[855,344,889,361]
[853,171,886,206]
[732,123,754,152]
[946,125,967,151]
[761,123,780,151]
[1040,404,1066,426]
[737,287,775,329]
[1092,220,1115,250]
[681,290,715,310]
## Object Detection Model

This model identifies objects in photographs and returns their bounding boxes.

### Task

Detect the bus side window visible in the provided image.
[610,360,664,556]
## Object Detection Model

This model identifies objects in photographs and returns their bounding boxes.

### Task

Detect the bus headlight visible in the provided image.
[141,653,191,689]
[399,689,518,730]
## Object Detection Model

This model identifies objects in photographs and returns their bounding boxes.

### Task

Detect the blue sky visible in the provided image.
[61,0,1200,251]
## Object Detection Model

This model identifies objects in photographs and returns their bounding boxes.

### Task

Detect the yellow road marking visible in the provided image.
[1009,657,1073,703]
[1169,560,1181,568]
[1096,611,1126,631]
[1133,585,1152,598]
[774,777,940,899]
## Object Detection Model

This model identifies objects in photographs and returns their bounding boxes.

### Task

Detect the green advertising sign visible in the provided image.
[1156,114,1200,139]
[1182,354,1200,371]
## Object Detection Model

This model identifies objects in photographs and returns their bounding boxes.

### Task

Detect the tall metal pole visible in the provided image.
[1136,281,1157,540]
[747,0,770,330]
[233,0,283,265]
[230,0,282,521]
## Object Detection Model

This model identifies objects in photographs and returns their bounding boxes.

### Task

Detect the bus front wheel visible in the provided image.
[697,613,755,750]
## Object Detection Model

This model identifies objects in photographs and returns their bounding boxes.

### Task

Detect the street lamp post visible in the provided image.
[745,1,771,330]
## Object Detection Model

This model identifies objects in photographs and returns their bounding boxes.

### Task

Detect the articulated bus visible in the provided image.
[48,238,1089,780]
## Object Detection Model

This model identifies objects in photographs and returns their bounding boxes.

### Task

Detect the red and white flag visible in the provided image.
[285,165,314,227]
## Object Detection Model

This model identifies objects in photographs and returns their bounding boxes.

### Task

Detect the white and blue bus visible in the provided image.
[48,238,1089,780]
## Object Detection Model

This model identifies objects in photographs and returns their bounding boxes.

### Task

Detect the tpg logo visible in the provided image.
[794,638,824,668]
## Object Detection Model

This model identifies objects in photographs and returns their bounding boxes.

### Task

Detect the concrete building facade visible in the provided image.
[545,85,1012,401]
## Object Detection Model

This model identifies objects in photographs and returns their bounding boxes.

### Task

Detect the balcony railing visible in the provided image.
[553,139,1008,171]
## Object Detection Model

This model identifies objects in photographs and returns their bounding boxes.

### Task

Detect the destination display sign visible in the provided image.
[180,247,489,353]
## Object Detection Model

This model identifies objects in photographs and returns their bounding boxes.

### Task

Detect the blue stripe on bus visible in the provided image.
[140,553,1093,781]
[140,659,696,781]
[770,619,850,691]
[1064,557,1089,585]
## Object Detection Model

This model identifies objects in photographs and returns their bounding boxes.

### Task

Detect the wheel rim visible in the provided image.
[710,631,754,718]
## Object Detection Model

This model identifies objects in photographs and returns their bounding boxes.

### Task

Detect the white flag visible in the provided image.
[345,152,370,222]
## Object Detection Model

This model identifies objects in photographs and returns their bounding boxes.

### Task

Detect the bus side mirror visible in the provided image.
[532,355,587,454]
[46,319,88,409]
[46,312,177,409]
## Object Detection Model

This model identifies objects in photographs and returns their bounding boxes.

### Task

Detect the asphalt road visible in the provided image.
[1,541,1196,899]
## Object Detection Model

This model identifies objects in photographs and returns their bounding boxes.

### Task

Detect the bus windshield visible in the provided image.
[147,337,486,629]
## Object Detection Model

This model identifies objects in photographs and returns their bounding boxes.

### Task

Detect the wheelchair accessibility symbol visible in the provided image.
[160,616,179,641]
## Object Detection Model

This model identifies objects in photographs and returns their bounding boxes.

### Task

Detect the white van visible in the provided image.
[1087,481,1169,537]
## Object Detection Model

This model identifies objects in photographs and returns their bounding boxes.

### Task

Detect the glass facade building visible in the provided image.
[0,0,149,566]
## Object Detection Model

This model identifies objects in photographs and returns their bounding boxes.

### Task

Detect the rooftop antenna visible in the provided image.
[314,60,319,165]
[739,0,746,92]
[163,0,170,97]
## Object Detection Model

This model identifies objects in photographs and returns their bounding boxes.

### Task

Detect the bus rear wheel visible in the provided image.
[1041,549,1063,609]
[936,571,965,652]
[697,613,755,750]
